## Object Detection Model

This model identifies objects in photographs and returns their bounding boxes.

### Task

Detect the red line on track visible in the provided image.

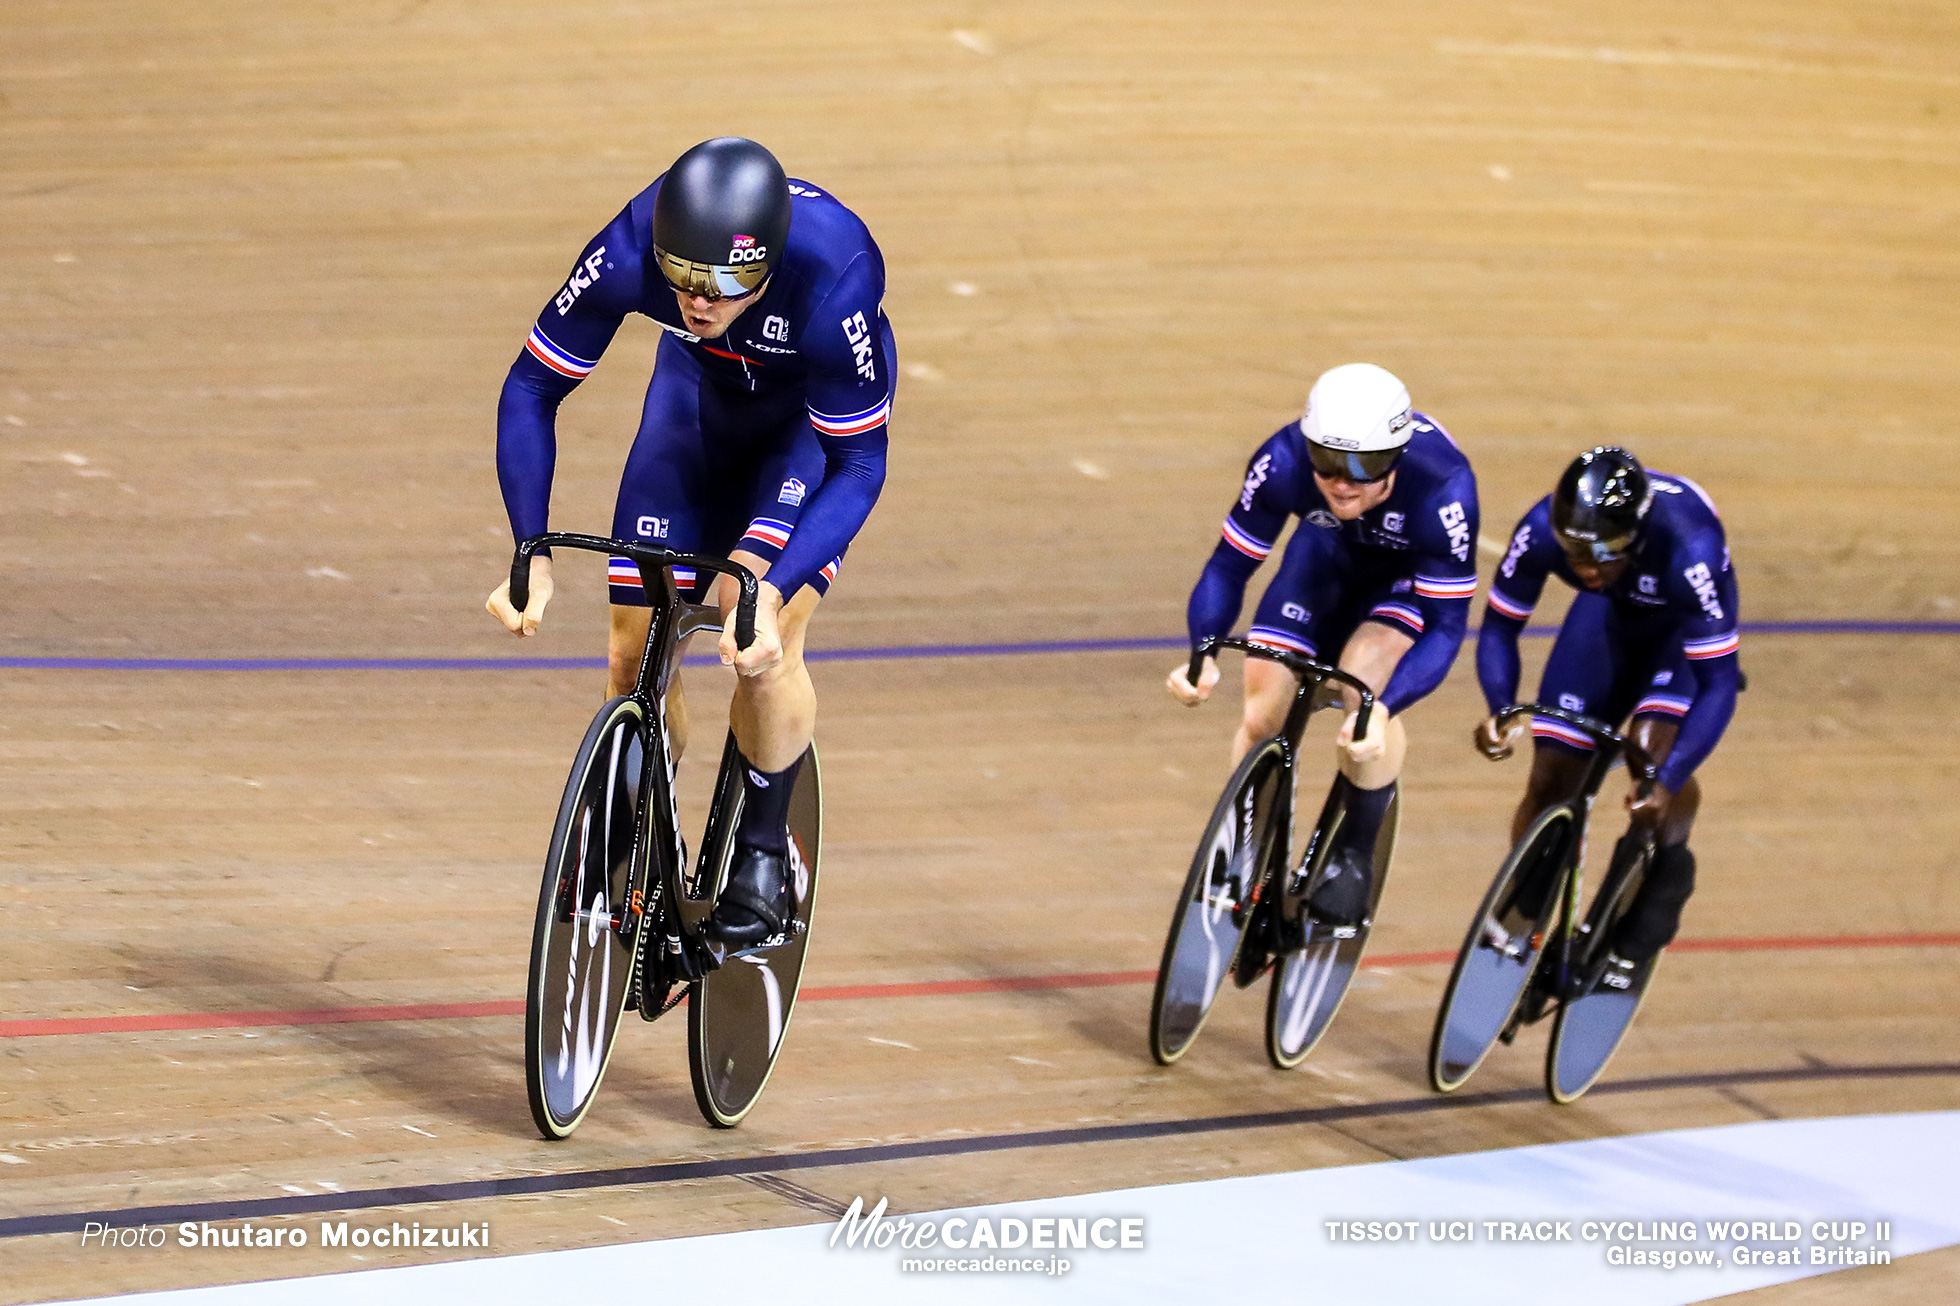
[5,934,1956,1040]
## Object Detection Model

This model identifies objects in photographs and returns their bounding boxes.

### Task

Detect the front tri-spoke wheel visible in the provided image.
[525,697,649,1139]
[1149,738,1290,1066]
[1428,804,1575,1093]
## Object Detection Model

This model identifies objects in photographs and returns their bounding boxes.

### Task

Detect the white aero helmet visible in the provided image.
[1301,363,1415,482]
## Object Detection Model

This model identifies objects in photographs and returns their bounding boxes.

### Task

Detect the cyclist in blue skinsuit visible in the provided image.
[486,137,894,947]
[1169,364,1480,923]
[1475,447,1742,977]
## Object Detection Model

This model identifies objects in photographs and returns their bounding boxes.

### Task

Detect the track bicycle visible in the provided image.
[510,533,823,1136]
[1428,703,1660,1104]
[1149,636,1399,1070]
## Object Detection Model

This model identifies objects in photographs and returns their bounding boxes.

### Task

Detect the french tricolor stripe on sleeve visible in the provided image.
[1370,601,1425,636]
[820,558,841,586]
[526,327,598,380]
[809,395,891,437]
[1683,631,1740,661]
[740,518,793,551]
[1486,588,1535,620]
[1221,518,1274,561]
[1413,573,1477,601]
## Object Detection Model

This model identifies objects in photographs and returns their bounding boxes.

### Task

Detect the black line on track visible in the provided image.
[4,1060,1955,1240]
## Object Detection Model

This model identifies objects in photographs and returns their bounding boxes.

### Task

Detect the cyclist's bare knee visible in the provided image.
[608,604,653,699]
[1514,744,1589,842]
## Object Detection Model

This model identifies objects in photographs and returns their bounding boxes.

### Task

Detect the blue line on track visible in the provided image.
[0,622,1954,672]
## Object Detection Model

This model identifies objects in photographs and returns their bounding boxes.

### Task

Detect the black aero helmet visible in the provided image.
[1551,446,1654,562]
[652,137,791,300]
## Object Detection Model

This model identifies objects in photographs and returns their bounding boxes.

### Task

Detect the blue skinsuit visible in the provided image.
[1477,474,1741,794]
[496,175,894,602]
[1186,416,1481,716]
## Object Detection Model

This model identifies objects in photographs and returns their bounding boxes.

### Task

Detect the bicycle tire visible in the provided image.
[525,697,652,1140]
[688,735,823,1128]
[1427,804,1576,1093]
[1266,786,1400,1069]
[1148,737,1291,1066]
[1546,835,1657,1104]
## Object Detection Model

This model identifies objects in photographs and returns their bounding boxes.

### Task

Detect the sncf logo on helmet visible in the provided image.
[653,138,791,299]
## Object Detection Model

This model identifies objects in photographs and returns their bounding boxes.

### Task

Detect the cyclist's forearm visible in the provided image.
[1187,543,1259,646]
[1657,655,1739,792]
[1475,611,1525,715]
[1379,595,1468,715]
[497,365,572,543]
[769,429,886,596]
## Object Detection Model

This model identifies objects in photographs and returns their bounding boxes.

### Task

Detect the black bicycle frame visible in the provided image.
[1189,636,1377,752]
[1491,702,1658,1003]
[509,533,761,974]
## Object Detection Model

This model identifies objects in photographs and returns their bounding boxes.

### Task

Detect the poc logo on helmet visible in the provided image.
[727,235,769,264]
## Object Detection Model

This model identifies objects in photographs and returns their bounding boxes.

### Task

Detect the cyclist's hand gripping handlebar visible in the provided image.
[1189,636,1376,740]
[1491,702,1658,797]
[510,534,759,650]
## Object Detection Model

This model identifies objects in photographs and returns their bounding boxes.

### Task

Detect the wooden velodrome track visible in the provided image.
[4,0,1958,1300]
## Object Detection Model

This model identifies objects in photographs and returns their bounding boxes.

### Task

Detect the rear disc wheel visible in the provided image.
[1267,787,1400,1069]
[688,736,823,1128]
[1547,837,1658,1103]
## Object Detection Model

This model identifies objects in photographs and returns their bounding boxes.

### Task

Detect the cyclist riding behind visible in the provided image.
[486,137,894,948]
[1168,363,1480,923]
[1474,447,1741,979]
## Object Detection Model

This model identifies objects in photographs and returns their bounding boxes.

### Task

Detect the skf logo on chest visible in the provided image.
[1683,562,1725,620]
[554,246,607,316]
[728,235,768,264]
[1438,501,1471,562]
[841,311,877,380]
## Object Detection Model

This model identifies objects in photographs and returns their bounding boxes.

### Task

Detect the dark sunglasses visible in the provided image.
[1306,442,1402,484]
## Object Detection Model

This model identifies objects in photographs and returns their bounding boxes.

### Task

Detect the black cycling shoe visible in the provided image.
[703,844,790,947]
[1306,846,1373,927]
